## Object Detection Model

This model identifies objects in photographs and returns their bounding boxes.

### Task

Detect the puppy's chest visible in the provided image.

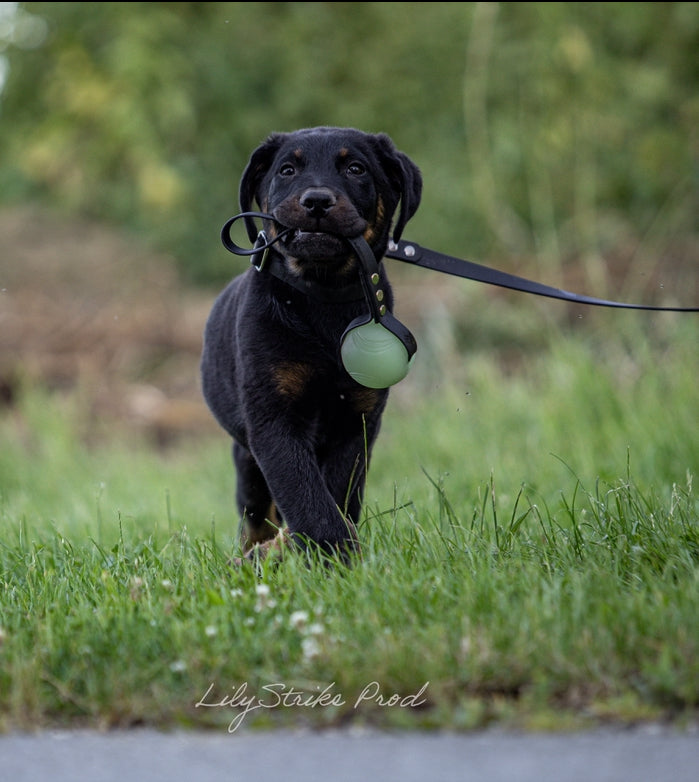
[271,359,384,419]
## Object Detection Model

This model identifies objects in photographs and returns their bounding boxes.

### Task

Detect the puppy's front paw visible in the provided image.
[232,526,290,568]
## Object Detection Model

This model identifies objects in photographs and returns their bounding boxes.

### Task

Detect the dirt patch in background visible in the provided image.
[0,205,469,446]
[0,205,218,445]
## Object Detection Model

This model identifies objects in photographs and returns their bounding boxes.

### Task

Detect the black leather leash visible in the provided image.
[221,213,698,312]
[385,239,699,312]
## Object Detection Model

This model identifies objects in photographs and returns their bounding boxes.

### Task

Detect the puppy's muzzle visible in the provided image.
[299,187,336,219]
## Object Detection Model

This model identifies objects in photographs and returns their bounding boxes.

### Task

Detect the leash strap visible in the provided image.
[385,240,699,312]
[222,212,697,312]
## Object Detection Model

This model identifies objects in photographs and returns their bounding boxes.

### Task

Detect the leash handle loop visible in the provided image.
[221,212,294,261]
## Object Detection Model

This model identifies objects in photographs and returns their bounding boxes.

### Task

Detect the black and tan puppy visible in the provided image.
[201,127,422,561]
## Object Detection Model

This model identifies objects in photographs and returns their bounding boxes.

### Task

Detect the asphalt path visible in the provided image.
[1,726,697,782]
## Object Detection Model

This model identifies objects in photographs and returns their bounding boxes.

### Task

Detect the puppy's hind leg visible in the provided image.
[232,442,281,554]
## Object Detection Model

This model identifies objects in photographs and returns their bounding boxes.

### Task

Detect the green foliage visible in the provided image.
[1,2,697,283]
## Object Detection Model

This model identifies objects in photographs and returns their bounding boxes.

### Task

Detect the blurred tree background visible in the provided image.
[0,1,697,291]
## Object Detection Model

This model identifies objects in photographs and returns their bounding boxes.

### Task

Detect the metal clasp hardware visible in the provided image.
[250,231,270,271]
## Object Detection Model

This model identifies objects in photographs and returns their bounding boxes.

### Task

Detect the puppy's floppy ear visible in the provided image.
[373,134,423,243]
[239,133,286,242]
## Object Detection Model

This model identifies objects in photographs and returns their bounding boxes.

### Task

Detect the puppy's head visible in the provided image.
[239,127,422,276]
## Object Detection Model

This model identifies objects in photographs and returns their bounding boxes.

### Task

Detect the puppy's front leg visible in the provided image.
[248,428,360,558]
[320,426,382,529]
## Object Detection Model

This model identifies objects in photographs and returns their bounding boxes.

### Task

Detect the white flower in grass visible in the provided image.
[307,623,325,636]
[230,588,244,599]
[301,637,321,660]
[205,625,217,638]
[289,610,310,630]
[254,583,276,611]
[169,659,187,673]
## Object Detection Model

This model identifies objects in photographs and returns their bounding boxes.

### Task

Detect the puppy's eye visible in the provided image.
[279,163,296,176]
[347,162,366,176]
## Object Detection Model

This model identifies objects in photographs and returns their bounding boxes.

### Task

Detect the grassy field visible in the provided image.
[0,311,697,733]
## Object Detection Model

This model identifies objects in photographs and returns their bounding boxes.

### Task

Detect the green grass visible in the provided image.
[0,319,697,733]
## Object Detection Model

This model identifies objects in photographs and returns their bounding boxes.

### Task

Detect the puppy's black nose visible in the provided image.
[300,188,336,218]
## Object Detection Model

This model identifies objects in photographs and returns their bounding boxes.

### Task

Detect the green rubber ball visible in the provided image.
[340,321,413,389]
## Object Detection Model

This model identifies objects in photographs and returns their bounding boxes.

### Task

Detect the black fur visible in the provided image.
[201,127,422,560]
